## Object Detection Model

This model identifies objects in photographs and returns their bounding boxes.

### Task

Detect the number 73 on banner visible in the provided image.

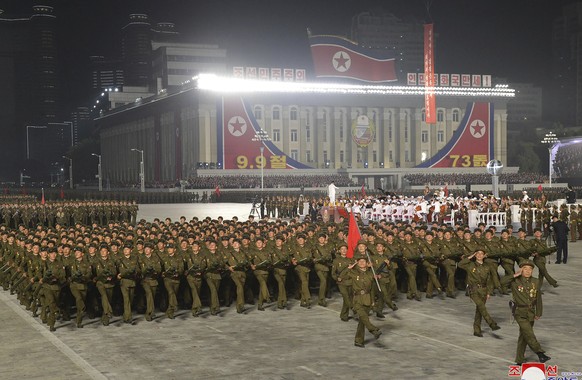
[449,154,488,167]
[236,154,287,169]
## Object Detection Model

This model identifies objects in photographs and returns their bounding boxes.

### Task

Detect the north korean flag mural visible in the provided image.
[218,97,312,170]
[308,35,397,83]
[416,102,494,168]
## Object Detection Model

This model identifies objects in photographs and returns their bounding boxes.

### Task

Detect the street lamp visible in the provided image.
[91,153,102,192]
[541,132,559,187]
[131,148,145,193]
[62,156,73,189]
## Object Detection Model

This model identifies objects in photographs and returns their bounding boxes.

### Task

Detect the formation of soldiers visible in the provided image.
[0,199,138,229]
[0,201,560,341]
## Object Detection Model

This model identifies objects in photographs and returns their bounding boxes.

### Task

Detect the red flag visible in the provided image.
[60,187,64,199]
[41,188,45,205]
[215,185,221,198]
[538,184,543,192]
[361,183,366,199]
[347,212,361,259]
[309,34,396,83]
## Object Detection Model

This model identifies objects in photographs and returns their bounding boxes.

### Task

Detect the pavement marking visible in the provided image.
[0,291,107,380]
[298,366,322,376]
[408,332,514,364]
[206,325,223,333]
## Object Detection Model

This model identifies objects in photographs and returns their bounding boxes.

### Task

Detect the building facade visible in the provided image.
[97,77,511,185]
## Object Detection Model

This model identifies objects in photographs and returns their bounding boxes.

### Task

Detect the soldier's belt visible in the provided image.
[354,290,370,295]
[516,303,536,308]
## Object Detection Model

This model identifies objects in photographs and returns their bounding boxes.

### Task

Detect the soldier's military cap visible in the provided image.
[385,231,394,236]
[354,253,367,261]
[296,233,307,239]
[518,228,526,233]
[220,236,229,241]
[255,236,265,242]
[404,231,413,236]
[48,247,58,254]
[506,225,514,229]
[74,246,84,252]
[123,243,133,249]
[99,243,109,249]
[110,241,119,247]
[40,246,49,252]
[275,234,285,241]
[232,238,241,244]
[166,243,175,249]
[89,243,98,249]
[25,239,33,244]
[144,242,154,248]
[425,231,434,237]
[136,240,144,245]
[318,233,327,238]
[473,228,481,233]
[357,239,368,246]
[534,227,542,233]
[375,240,386,247]
[242,234,251,240]
[519,260,535,268]
[338,242,348,249]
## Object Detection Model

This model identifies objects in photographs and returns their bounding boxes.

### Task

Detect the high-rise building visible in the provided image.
[90,56,124,92]
[0,1,62,177]
[550,2,582,126]
[351,11,424,82]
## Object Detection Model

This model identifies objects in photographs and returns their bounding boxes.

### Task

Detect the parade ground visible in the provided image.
[1,203,581,380]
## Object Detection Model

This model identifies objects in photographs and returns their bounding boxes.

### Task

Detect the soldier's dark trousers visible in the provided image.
[515,315,543,363]
[555,239,568,263]
[163,278,180,317]
[353,304,378,345]
[469,289,496,334]
[120,279,136,322]
[338,284,353,320]
[533,257,557,287]
[69,282,87,325]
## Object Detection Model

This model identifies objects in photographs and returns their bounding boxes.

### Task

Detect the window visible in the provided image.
[254,106,262,120]
[290,150,298,161]
[290,129,298,142]
[305,125,310,142]
[404,125,409,142]
[323,150,328,162]
[306,150,311,162]
[389,150,393,162]
[340,150,344,162]
[373,150,377,162]
[405,150,410,162]
[421,130,429,143]
[273,129,280,142]
[357,149,362,163]
[453,109,460,122]
[388,111,393,142]
[339,110,344,141]
[422,109,426,122]
[437,130,444,143]
[290,107,298,121]
[272,106,280,120]
[437,110,444,122]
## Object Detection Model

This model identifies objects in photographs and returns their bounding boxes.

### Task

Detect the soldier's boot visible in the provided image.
[537,352,551,363]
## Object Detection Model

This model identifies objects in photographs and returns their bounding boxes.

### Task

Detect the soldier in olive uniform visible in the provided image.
[94,245,118,326]
[117,243,140,323]
[312,233,333,307]
[400,231,422,301]
[251,237,272,310]
[458,249,500,337]
[370,241,398,317]
[528,228,559,289]
[225,238,248,313]
[570,205,578,242]
[420,232,443,298]
[161,243,184,319]
[41,247,66,331]
[204,240,224,315]
[140,242,162,321]
[340,253,382,347]
[331,243,353,321]
[271,234,290,309]
[501,260,551,365]
[186,241,207,316]
[291,233,313,308]
[69,246,93,327]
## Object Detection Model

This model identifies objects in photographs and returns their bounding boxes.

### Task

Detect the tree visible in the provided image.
[516,142,541,173]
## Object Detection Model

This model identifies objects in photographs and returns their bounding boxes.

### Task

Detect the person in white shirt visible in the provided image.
[328,181,339,204]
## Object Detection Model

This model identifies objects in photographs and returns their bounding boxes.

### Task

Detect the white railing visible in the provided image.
[468,211,506,229]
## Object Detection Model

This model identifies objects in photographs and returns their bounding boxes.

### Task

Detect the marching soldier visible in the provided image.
[501,260,551,365]
[117,243,140,323]
[204,240,224,315]
[312,233,333,307]
[140,242,162,321]
[94,245,118,326]
[161,243,184,319]
[41,247,66,332]
[271,234,290,309]
[251,237,272,311]
[420,231,443,299]
[528,228,559,288]
[291,233,313,308]
[458,249,500,337]
[331,243,353,321]
[69,246,93,328]
[400,231,422,301]
[340,253,382,348]
[370,241,398,317]
[225,238,248,313]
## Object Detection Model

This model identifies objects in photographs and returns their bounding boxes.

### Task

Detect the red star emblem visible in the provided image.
[230,118,245,133]
[471,124,485,136]
[334,52,350,69]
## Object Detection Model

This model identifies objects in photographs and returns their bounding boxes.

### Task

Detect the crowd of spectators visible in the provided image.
[404,172,548,186]
[186,174,354,189]
[554,143,582,178]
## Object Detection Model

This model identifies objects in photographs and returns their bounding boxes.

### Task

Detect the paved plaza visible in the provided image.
[1,203,581,379]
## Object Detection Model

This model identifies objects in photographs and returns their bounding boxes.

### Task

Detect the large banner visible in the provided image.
[218,97,312,170]
[424,24,436,124]
[308,34,397,83]
[416,102,494,168]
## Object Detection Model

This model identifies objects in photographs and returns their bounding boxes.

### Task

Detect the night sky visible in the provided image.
[1,0,574,103]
